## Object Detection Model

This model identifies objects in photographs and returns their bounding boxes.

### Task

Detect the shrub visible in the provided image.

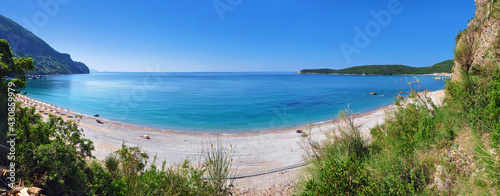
[297,108,370,195]
[85,140,236,196]
[203,137,236,196]
[297,89,457,195]
[13,104,93,195]
[12,103,236,195]
[366,154,430,195]
[299,155,369,195]
[86,161,126,196]
[114,144,149,193]
[485,68,500,147]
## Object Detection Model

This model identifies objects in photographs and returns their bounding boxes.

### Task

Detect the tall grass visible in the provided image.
[454,33,474,72]
[444,66,500,193]
[203,137,236,196]
[85,139,236,196]
[296,107,370,195]
[295,78,475,195]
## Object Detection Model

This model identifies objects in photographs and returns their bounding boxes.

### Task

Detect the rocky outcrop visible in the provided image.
[453,0,500,80]
[3,187,43,196]
[0,15,90,75]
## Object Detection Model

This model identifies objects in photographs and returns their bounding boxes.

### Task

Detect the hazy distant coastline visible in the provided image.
[298,60,453,75]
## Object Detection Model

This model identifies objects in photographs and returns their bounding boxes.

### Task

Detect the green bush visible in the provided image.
[87,161,126,196]
[11,103,236,195]
[485,69,500,147]
[300,155,368,196]
[366,153,430,195]
[296,108,370,195]
[84,141,235,196]
[444,67,500,190]
[14,105,93,195]
[297,92,456,195]
[0,39,35,165]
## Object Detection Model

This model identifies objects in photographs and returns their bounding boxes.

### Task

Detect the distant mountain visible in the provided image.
[0,14,89,75]
[299,60,454,75]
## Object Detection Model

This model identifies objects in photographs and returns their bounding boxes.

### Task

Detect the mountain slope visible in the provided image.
[0,14,89,75]
[299,60,454,75]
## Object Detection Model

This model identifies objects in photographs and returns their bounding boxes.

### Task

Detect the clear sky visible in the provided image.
[1,0,475,72]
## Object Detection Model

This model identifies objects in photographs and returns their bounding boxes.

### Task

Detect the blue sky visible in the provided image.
[1,0,475,72]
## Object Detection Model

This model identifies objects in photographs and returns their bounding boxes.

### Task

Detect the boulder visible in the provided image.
[28,187,42,195]
[396,94,404,100]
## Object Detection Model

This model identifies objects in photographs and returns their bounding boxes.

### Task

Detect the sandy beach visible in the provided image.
[16,90,446,191]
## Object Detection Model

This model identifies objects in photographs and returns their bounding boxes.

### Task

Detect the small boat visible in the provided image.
[369,92,377,95]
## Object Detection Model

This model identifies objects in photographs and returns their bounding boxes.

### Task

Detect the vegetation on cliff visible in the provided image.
[0,15,89,75]
[295,0,500,194]
[299,60,453,75]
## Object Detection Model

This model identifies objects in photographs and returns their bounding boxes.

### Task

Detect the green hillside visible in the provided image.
[299,60,453,75]
[0,15,89,75]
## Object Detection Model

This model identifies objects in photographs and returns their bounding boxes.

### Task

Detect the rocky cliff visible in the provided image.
[453,0,500,80]
[0,15,89,75]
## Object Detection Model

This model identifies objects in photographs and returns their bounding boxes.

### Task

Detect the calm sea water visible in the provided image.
[22,72,447,133]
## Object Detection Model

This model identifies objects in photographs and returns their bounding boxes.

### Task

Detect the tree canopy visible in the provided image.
[0,39,35,165]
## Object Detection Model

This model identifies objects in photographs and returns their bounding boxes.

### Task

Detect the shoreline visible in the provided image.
[16,93,394,137]
[14,90,446,139]
[15,89,446,141]
[16,90,446,190]
[19,73,447,135]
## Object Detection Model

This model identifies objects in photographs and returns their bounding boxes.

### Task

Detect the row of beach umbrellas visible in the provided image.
[16,94,72,117]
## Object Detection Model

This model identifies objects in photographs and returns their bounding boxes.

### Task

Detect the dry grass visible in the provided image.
[300,106,368,162]
[454,36,474,71]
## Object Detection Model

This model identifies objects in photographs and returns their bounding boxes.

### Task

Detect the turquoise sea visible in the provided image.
[23,72,447,133]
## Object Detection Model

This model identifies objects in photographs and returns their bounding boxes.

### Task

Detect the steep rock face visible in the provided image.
[0,15,89,75]
[453,0,500,80]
